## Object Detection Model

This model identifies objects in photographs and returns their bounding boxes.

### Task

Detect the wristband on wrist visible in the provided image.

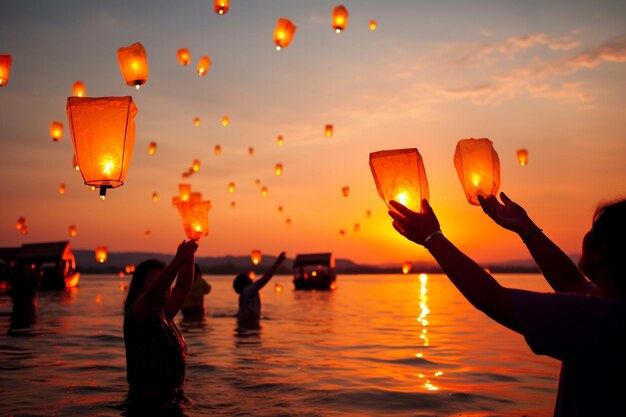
[422,230,443,248]
[522,227,543,244]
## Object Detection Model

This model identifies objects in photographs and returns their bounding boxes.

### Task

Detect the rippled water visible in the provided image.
[0,273,559,416]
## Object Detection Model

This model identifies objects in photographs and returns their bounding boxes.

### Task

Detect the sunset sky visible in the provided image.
[1,0,625,266]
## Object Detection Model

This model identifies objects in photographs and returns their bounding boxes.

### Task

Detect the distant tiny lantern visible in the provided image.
[221,116,229,127]
[152,192,158,202]
[177,48,191,66]
[197,56,211,76]
[251,250,262,265]
[248,147,254,156]
[59,183,66,195]
[214,0,229,15]
[285,218,292,227]
[175,199,212,239]
[126,264,135,274]
[341,186,350,197]
[517,149,529,167]
[228,182,235,193]
[275,283,283,292]
[95,246,108,263]
[325,124,333,137]
[353,223,360,232]
[275,163,283,176]
[67,96,137,200]
[72,81,86,97]
[0,55,12,86]
[72,154,80,171]
[16,217,26,231]
[179,183,192,202]
[278,205,283,213]
[366,210,372,218]
[50,121,63,142]
[254,179,261,186]
[193,117,200,126]
[332,5,349,33]
[214,145,222,156]
[277,135,284,146]
[338,229,346,239]
[261,186,268,197]
[144,230,151,238]
[117,42,148,90]
[402,261,411,274]
[230,201,236,208]
[369,20,377,31]
[370,148,430,213]
[148,141,157,155]
[453,138,500,205]
[274,18,297,51]
[69,225,77,237]
[20,226,29,235]
[192,159,201,172]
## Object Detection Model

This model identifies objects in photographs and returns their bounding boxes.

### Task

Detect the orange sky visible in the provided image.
[1,1,625,265]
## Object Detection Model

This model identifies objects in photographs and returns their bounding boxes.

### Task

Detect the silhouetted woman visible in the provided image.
[123,240,198,409]
[388,193,626,416]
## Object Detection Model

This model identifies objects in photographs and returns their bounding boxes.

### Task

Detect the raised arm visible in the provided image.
[478,193,593,294]
[131,240,198,321]
[251,252,287,292]
[166,243,198,318]
[389,200,519,332]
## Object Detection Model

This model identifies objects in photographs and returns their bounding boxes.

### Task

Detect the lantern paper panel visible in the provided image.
[190,192,202,203]
[369,148,429,213]
[274,18,297,50]
[176,200,212,239]
[517,149,529,166]
[95,246,108,263]
[197,56,211,76]
[453,138,500,205]
[214,0,229,15]
[177,48,191,65]
[402,261,412,274]
[50,121,63,142]
[117,42,149,89]
[72,81,86,97]
[67,97,137,197]
[0,55,12,86]
[251,250,262,265]
[325,124,333,137]
[332,5,349,33]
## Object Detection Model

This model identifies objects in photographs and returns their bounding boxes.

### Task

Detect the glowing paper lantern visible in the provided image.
[148,141,157,155]
[0,55,12,86]
[16,217,26,231]
[248,147,254,156]
[285,218,292,227]
[517,149,529,167]
[275,283,283,292]
[353,223,360,232]
[274,18,297,50]
[325,124,333,137]
[177,48,191,66]
[277,135,284,146]
[192,160,201,172]
[175,199,212,239]
[275,163,283,176]
[228,182,235,193]
[59,184,66,195]
[278,206,283,213]
[402,261,411,274]
[453,138,500,205]
[152,192,158,202]
[20,226,29,235]
[261,186,268,197]
[341,186,350,197]
[117,42,148,90]
[366,210,372,218]
[251,250,262,265]
[369,20,377,31]
[221,116,229,127]
[95,246,108,263]
[144,230,151,238]
[214,145,221,156]
[67,96,137,200]
[50,121,63,142]
[179,183,192,202]
[230,201,236,208]
[125,264,135,274]
[72,154,80,171]
[72,81,86,97]
[332,5,349,33]
[214,0,229,15]
[338,230,345,239]
[254,179,261,186]
[197,56,211,76]
[193,117,200,126]
[369,148,429,212]
[69,225,77,237]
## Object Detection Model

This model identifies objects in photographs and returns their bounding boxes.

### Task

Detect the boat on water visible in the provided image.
[293,253,336,290]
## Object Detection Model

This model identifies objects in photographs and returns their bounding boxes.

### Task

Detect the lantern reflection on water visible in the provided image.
[274,18,297,50]
[453,138,500,205]
[117,42,148,90]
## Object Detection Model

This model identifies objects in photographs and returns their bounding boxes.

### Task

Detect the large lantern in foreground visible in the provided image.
[369,148,429,213]
[332,5,349,33]
[0,55,12,86]
[214,0,229,15]
[50,121,63,142]
[95,246,108,263]
[117,42,149,90]
[72,81,86,97]
[177,48,191,66]
[274,18,297,50]
[197,56,211,76]
[175,199,212,239]
[251,250,262,265]
[67,96,137,200]
[517,149,529,167]
[453,138,500,205]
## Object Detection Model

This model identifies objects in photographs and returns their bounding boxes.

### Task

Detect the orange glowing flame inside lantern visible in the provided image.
[369,148,430,213]
[275,283,283,292]
[69,225,77,237]
[275,163,283,176]
[214,0,229,15]
[332,5,349,33]
[117,42,148,89]
[95,246,108,263]
[197,56,211,76]
[251,250,262,265]
[177,48,191,66]
[72,81,86,97]
[453,138,500,205]
[274,18,297,50]
[221,116,229,127]
[0,55,12,87]
[402,261,412,274]
[72,154,80,171]
[50,121,63,142]
[16,217,26,231]
[325,124,333,137]
[517,149,529,167]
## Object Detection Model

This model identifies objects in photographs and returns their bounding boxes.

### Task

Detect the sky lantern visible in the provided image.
[193,117,200,126]
[366,209,372,218]
[152,192,158,202]
[0,55,12,86]
[214,0,229,15]
[261,186,268,197]
[69,225,77,238]
[177,48,191,65]
[275,163,283,176]
[274,18,297,51]
[341,186,350,197]
[67,96,137,200]
[453,138,500,205]
[275,283,283,293]
[228,182,235,193]
[278,205,283,213]
[214,145,222,156]
[179,183,192,202]
[192,159,201,172]
[148,141,157,155]
[369,20,377,31]
[197,56,211,76]
[144,230,151,238]
[248,147,254,156]
[369,148,430,213]
[50,121,63,142]
[254,179,261,186]
[325,124,333,137]
[20,226,29,235]
[117,42,148,90]
[175,199,212,239]
[353,223,360,232]
[285,218,292,227]
[517,149,529,166]
[72,81,86,97]
[250,250,262,265]
[95,246,108,263]
[332,5,349,33]
[402,261,412,274]
[221,116,229,126]
[230,201,236,208]
[16,217,26,231]
[277,135,284,146]
[338,229,346,239]
[59,183,66,195]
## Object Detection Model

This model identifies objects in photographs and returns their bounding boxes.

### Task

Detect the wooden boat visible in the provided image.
[293,253,336,290]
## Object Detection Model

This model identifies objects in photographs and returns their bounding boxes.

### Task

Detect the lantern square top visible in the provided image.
[453,138,500,205]
[0,55,11,86]
[117,42,149,88]
[369,148,429,213]
[66,96,137,189]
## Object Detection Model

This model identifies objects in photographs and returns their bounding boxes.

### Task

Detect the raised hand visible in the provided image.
[175,240,199,262]
[478,192,536,236]
[388,199,440,246]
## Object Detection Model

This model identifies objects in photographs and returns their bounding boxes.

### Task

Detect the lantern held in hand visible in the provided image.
[50,121,63,142]
[0,55,12,86]
[72,81,86,97]
[95,246,108,263]
[369,148,429,213]
[453,138,500,205]
[175,199,212,239]
[274,18,297,50]
[250,250,262,265]
[117,42,148,90]
[332,5,349,33]
[517,149,529,167]
[67,96,138,200]
[197,56,211,76]
[214,0,229,15]
[177,48,191,66]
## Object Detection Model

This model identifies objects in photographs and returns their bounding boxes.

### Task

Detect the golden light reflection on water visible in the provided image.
[416,273,441,391]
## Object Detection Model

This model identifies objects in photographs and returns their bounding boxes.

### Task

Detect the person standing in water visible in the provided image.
[181,264,211,321]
